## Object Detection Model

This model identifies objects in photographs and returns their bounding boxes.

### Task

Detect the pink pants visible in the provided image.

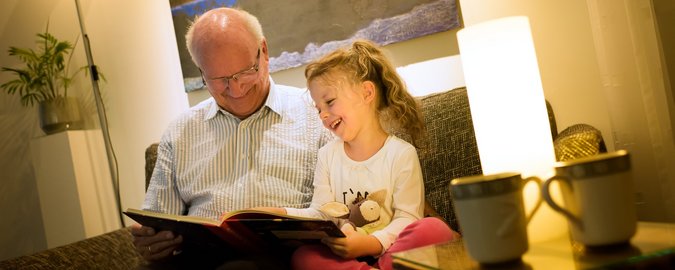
[291,217,458,270]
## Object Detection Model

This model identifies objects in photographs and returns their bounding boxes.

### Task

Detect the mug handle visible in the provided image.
[496,176,544,238]
[523,176,543,225]
[542,175,581,226]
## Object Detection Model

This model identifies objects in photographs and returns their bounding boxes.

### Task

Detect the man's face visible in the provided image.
[198,40,271,119]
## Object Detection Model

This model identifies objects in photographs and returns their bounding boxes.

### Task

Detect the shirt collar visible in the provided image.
[204,76,283,121]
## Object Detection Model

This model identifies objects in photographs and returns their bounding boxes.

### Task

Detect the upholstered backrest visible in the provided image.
[143,87,486,231]
[418,87,485,231]
[144,87,604,232]
[389,87,482,231]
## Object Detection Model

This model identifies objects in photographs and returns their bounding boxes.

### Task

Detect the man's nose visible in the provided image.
[227,80,249,98]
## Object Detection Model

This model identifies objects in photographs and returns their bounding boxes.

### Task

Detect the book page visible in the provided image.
[124,208,221,226]
[222,209,325,221]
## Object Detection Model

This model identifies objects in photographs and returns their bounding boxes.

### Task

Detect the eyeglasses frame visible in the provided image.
[200,47,261,89]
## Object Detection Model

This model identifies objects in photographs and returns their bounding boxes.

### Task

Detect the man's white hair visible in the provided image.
[185,8,264,65]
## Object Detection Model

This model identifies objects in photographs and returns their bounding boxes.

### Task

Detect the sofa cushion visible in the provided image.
[0,227,144,269]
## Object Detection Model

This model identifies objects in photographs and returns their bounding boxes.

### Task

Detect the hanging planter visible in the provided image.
[38,96,83,134]
[1,26,94,135]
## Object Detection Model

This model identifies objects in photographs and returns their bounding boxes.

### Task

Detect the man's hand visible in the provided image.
[321,223,383,259]
[131,223,183,261]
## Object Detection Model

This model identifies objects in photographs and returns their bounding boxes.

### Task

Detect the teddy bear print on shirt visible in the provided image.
[320,189,389,234]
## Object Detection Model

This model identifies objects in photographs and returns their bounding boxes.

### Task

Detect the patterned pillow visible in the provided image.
[554,123,607,161]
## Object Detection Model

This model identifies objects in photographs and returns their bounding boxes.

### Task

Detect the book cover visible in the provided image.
[123,208,344,252]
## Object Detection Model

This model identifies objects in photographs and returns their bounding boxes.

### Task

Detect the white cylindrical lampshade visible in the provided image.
[457,16,565,243]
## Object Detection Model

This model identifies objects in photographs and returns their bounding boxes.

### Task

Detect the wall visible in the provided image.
[0,0,189,260]
[188,29,462,105]
[460,0,614,151]
[78,0,189,224]
[585,0,675,221]
[0,0,73,260]
[653,0,675,140]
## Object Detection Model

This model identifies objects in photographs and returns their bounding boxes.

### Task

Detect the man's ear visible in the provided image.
[261,38,269,62]
[361,81,377,104]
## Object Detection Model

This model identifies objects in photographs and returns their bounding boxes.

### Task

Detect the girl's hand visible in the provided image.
[321,223,382,259]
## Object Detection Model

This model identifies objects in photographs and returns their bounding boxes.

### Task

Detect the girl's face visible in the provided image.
[308,75,370,142]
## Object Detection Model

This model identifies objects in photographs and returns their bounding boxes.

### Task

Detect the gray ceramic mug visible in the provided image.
[450,172,542,264]
[542,150,636,247]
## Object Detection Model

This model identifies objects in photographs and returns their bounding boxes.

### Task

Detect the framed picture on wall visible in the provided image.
[170,0,460,92]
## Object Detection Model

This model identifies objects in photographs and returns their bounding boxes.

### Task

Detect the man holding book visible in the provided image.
[131,7,331,269]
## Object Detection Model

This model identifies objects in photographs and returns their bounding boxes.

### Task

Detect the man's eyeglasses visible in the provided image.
[201,48,261,89]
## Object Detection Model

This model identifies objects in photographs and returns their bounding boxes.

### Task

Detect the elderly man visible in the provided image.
[131,7,330,269]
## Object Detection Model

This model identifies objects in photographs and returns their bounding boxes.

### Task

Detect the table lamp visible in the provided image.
[457,16,567,242]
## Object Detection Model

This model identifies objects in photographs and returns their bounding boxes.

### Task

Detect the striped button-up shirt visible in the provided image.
[143,79,331,220]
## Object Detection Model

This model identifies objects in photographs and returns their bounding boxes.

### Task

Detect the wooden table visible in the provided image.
[392,222,675,269]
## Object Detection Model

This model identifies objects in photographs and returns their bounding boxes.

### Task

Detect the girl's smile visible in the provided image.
[309,77,367,143]
[329,118,342,130]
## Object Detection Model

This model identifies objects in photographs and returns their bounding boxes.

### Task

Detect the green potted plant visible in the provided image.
[1,28,88,134]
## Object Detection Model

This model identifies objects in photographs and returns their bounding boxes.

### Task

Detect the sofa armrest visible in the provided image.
[0,228,144,269]
[145,143,159,191]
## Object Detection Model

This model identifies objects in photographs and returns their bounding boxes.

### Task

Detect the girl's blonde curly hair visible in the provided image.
[305,39,425,148]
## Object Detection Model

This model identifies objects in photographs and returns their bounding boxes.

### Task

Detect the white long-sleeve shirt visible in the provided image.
[286,135,424,252]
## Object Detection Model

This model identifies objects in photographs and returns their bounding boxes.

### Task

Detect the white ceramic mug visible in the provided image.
[450,172,542,264]
[542,150,636,247]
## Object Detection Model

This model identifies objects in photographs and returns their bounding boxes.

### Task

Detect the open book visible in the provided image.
[124,208,345,253]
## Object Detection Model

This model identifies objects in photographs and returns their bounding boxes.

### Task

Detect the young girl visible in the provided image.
[260,40,457,270]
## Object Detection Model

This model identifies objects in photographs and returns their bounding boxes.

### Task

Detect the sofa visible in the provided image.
[0,87,606,269]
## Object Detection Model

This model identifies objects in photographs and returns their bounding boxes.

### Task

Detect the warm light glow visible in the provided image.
[457,16,566,242]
